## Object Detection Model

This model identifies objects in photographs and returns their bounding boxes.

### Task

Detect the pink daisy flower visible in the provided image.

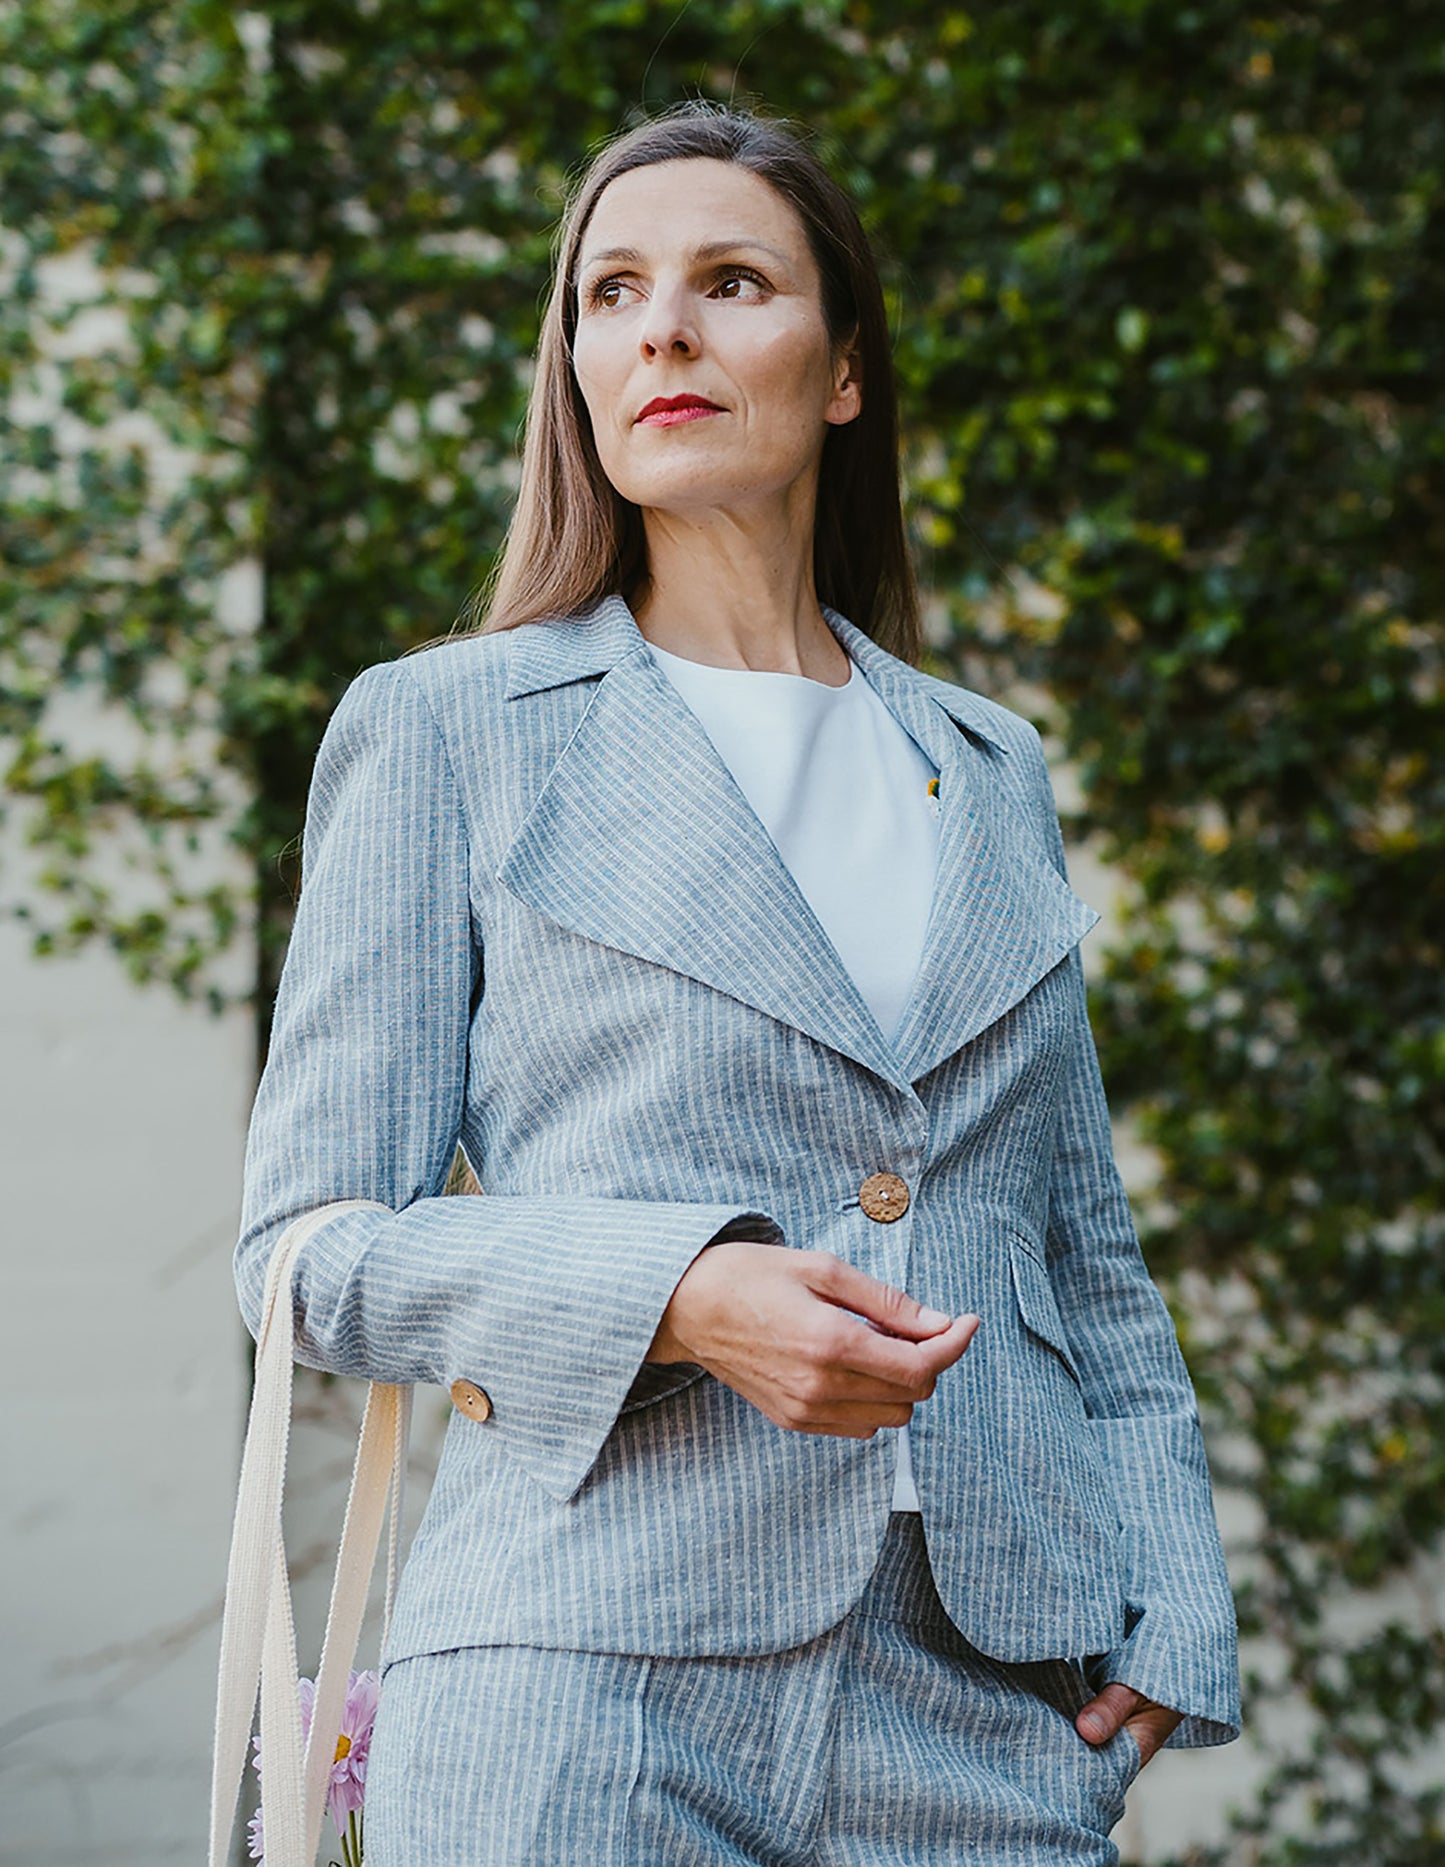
[248,1669,380,1863]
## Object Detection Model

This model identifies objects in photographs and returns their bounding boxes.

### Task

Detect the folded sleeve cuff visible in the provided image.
[1085,1412,1243,1748]
[1095,1606,1242,1747]
[282,1196,786,1505]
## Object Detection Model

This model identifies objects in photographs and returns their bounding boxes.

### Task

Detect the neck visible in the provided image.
[631,490,850,685]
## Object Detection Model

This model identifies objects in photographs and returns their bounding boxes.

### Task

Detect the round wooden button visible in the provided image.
[449,1378,493,1423]
[859,1172,910,1222]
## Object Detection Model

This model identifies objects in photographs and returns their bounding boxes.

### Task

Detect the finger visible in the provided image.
[1127,1710,1179,1762]
[830,1311,979,1388]
[854,1312,978,1386]
[796,1398,917,1433]
[820,1315,978,1393]
[1082,1680,1179,1762]
[921,1311,980,1366]
[807,1253,958,1342]
[770,1401,917,1438]
[796,1367,938,1405]
[1076,1683,1154,1745]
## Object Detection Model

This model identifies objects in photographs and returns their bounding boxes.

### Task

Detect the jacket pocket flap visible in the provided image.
[1006,1232,1082,1385]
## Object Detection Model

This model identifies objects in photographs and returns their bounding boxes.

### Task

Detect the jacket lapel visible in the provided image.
[497,597,907,1089]
[495,595,1098,1095]
[823,610,1100,1085]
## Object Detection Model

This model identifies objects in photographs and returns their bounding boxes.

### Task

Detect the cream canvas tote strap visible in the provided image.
[208,1201,408,1867]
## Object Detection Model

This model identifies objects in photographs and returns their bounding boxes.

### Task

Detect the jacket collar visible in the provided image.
[497,594,1096,1093]
[504,591,1011,754]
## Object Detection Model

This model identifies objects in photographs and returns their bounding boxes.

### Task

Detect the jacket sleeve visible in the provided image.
[235,658,784,1505]
[1022,726,1241,1749]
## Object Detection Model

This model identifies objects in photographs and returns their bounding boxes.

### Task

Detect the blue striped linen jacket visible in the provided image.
[235,592,1241,1750]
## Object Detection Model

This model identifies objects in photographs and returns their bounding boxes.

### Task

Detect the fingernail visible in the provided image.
[918,1306,950,1329]
[1079,1713,1106,1741]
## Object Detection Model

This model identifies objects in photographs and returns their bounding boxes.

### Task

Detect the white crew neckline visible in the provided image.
[647,637,857,693]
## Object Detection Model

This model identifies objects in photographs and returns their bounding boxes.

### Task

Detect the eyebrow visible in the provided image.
[578,238,794,273]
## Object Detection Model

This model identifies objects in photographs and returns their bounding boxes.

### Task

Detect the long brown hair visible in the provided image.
[465,101,921,663]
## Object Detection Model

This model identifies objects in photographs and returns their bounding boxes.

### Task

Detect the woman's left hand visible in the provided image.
[1075,1683,1183,1769]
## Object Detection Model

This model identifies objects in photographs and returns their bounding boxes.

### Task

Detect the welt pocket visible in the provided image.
[1007,1225,1047,1266]
[1005,1231,1082,1386]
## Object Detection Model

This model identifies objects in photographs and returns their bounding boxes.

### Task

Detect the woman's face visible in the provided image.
[571,157,861,519]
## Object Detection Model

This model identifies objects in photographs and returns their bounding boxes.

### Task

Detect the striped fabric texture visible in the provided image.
[235,593,1241,1749]
[363,1513,1145,1865]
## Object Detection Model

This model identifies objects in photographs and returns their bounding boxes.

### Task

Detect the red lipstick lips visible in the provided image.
[635,394,725,427]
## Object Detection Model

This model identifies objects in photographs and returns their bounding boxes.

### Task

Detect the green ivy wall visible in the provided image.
[3,5,1441,1858]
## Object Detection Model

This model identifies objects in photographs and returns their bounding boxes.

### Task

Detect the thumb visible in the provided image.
[813,1255,956,1340]
[1076,1683,1145,1744]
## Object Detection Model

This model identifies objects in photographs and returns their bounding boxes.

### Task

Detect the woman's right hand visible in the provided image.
[645,1241,979,1438]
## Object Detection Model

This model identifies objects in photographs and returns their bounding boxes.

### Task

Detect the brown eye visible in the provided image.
[713,266,767,300]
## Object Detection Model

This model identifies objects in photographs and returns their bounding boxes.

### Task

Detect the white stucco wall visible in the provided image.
[0,924,253,1864]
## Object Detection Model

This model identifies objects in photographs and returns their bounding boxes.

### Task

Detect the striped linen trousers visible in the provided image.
[363,1514,1143,1865]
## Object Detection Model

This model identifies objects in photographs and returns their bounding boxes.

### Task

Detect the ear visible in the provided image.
[825,327,863,427]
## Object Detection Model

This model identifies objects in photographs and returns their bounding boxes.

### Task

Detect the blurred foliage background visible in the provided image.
[2,2,1441,1859]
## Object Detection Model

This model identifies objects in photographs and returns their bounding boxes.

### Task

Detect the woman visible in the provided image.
[236,102,1240,1864]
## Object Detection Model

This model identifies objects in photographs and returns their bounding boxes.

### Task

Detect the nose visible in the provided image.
[638,278,700,360]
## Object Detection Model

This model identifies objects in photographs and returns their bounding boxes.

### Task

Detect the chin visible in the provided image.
[616,461,795,514]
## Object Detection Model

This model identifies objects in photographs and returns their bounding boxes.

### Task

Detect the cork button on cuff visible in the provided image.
[449,1378,493,1423]
[859,1172,910,1222]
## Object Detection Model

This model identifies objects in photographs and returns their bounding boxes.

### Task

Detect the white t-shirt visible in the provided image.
[648,635,941,1511]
